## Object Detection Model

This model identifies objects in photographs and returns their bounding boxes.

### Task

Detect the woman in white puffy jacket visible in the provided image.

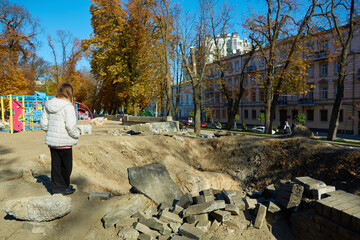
[40,83,80,195]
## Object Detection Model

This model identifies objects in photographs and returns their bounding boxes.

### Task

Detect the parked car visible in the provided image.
[206,122,222,129]
[251,126,275,134]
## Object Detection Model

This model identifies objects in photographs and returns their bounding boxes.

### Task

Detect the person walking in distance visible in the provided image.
[40,83,80,195]
[284,121,292,134]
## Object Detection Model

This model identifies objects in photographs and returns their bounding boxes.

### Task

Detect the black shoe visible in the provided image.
[69,185,74,189]
[62,188,76,195]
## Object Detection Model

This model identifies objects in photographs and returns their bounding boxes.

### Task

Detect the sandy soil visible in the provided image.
[1,120,359,239]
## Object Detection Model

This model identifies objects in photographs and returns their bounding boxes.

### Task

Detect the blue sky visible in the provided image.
[11,0,255,69]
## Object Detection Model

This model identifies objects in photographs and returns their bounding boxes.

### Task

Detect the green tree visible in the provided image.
[257,112,265,125]
[295,113,306,125]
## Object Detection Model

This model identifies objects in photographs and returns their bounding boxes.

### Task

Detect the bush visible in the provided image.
[242,123,247,130]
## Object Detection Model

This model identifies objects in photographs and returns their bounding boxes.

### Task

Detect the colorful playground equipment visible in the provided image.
[0,92,93,134]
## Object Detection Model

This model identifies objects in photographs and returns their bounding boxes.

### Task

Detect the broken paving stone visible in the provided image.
[176,193,193,209]
[179,223,205,240]
[22,222,46,234]
[115,217,138,230]
[276,182,304,209]
[223,219,240,229]
[169,222,182,233]
[139,216,168,233]
[184,215,197,224]
[267,201,281,214]
[196,220,211,232]
[209,220,220,231]
[194,195,206,204]
[160,209,183,224]
[172,205,184,215]
[128,164,184,206]
[133,222,159,238]
[245,197,257,210]
[199,189,213,197]
[88,192,111,201]
[138,233,154,240]
[254,204,267,229]
[170,236,193,240]
[117,226,139,240]
[4,195,71,222]
[225,204,240,215]
[102,195,142,229]
[183,200,226,217]
[210,210,231,222]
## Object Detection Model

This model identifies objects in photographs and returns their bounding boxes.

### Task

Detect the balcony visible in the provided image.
[246,66,257,72]
[298,98,315,106]
[314,51,328,60]
[278,100,288,106]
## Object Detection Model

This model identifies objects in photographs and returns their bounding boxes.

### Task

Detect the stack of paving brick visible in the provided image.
[115,188,250,240]
[276,180,304,209]
[291,190,360,240]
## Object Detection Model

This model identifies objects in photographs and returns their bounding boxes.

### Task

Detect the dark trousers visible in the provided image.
[50,148,73,194]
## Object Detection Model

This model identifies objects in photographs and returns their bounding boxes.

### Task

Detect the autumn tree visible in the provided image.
[180,0,212,134]
[83,0,162,114]
[246,0,327,134]
[326,0,356,140]
[0,0,40,95]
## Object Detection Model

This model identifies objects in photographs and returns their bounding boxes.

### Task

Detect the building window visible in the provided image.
[244,110,248,119]
[307,64,314,77]
[335,62,341,74]
[307,110,314,121]
[320,109,328,121]
[228,62,233,73]
[244,77,248,86]
[251,89,256,102]
[235,61,239,72]
[260,90,265,102]
[252,110,257,119]
[320,63,328,76]
[320,87,328,100]
[339,110,343,122]
[222,109,227,119]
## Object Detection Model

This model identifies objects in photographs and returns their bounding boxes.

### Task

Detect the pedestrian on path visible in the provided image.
[284,121,292,134]
[40,83,80,195]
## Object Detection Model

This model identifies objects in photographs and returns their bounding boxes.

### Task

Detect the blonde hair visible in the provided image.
[55,83,74,103]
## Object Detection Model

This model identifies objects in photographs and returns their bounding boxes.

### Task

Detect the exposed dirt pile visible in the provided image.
[1,121,359,239]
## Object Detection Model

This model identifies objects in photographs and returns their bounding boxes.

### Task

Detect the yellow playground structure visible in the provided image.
[1,92,93,134]
[0,92,51,133]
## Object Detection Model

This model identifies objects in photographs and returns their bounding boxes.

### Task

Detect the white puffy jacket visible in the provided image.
[40,98,80,147]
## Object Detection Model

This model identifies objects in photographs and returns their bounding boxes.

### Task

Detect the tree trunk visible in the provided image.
[133,102,137,116]
[193,84,202,134]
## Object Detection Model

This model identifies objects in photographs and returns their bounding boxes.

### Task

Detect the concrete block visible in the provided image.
[204,195,215,202]
[22,222,46,234]
[279,181,304,195]
[196,220,211,232]
[139,216,167,233]
[195,195,206,204]
[169,222,182,233]
[223,219,240,229]
[177,193,193,209]
[172,205,184,215]
[138,233,154,240]
[331,202,357,226]
[160,210,183,224]
[312,214,338,232]
[294,176,326,196]
[117,226,139,240]
[158,235,171,240]
[133,222,159,238]
[245,197,257,210]
[184,215,197,224]
[210,210,231,222]
[88,192,111,201]
[254,204,267,229]
[264,184,276,199]
[351,213,360,234]
[178,223,205,240]
[338,225,360,240]
[232,196,246,210]
[199,189,213,197]
[221,189,234,204]
[312,186,336,200]
[267,201,281,214]
[115,217,138,230]
[225,204,240,215]
[170,235,193,240]
[183,200,225,217]
[341,206,360,227]
[209,220,220,231]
